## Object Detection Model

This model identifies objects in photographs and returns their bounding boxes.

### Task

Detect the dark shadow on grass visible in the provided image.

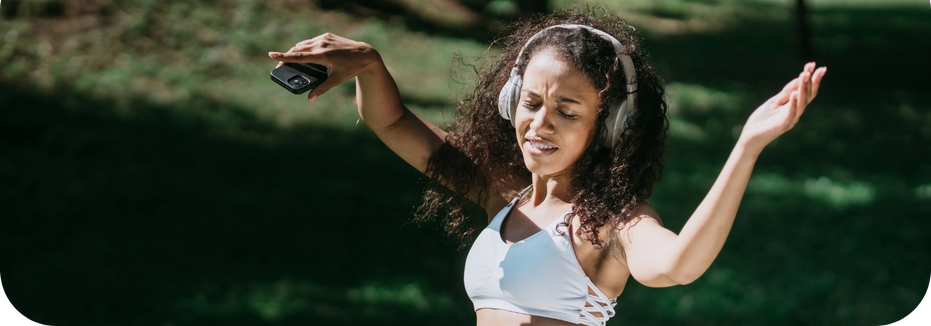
[0,83,474,326]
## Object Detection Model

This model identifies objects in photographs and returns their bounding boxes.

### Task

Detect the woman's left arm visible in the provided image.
[622,63,827,287]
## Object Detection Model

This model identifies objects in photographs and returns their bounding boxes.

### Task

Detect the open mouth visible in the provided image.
[526,138,558,155]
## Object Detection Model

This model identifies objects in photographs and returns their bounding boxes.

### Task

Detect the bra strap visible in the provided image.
[579,278,617,326]
[515,185,532,202]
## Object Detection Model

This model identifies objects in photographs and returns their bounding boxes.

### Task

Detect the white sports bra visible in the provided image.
[464,186,618,326]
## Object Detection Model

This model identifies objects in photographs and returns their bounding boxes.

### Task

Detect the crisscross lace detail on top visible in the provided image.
[578,279,617,326]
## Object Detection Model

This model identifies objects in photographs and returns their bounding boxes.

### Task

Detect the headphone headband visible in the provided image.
[513,24,637,92]
[497,24,638,149]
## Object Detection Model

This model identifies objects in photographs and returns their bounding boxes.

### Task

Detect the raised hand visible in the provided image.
[738,62,827,155]
[268,33,380,102]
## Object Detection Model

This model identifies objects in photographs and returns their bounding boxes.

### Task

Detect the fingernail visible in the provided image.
[308,93,318,102]
[268,52,278,58]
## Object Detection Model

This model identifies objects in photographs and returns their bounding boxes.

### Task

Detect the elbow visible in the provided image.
[661,264,704,285]
[667,271,700,285]
[374,107,410,132]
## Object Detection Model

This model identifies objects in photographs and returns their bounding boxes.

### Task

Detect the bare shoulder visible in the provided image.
[616,201,668,247]
[482,179,530,223]
[622,201,663,229]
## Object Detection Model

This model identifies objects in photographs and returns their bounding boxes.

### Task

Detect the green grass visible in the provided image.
[1,0,929,325]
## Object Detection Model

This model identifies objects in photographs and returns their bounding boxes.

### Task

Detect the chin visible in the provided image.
[521,154,569,177]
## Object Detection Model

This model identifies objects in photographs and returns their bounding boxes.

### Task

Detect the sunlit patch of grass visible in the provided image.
[666,82,747,116]
[803,176,875,207]
[804,0,926,8]
[665,268,769,317]
[665,83,750,143]
[349,18,495,106]
[552,0,790,36]
[668,117,708,141]
[347,282,449,311]
[746,172,795,195]
[173,278,457,322]
[746,173,876,208]
[914,184,931,200]
[392,0,482,28]
[0,0,489,133]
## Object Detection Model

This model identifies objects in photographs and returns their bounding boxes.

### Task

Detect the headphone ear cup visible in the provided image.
[602,100,628,149]
[497,74,523,126]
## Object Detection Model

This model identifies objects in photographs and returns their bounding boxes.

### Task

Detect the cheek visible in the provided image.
[570,126,595,157]
[514,113,533,137]
[568,121,598,148]
[567,133,591,156]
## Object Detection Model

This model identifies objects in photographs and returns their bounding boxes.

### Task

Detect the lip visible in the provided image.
[524,136,558,156]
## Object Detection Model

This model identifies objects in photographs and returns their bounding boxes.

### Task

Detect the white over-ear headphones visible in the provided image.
[497,24,638,149]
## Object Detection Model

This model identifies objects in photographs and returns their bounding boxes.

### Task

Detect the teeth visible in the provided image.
[529,140,556,151]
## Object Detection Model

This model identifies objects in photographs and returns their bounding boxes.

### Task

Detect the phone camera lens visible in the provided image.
[288,76,311,88]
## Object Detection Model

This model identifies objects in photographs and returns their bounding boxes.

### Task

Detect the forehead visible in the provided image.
[522,49,599,102]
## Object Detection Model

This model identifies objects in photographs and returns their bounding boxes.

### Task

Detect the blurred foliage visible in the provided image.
[0,0,929,325]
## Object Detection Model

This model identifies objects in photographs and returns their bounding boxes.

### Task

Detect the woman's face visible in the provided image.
[515,48,601,178]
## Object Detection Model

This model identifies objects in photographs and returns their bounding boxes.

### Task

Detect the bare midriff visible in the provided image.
[475,308,582,326]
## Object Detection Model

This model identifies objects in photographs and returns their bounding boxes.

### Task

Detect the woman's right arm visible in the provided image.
[269,33,446,173]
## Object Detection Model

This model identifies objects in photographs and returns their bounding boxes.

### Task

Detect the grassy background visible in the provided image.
[0,0,929,325]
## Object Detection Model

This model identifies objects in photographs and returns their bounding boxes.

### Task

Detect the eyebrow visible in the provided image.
[522,90,582,105]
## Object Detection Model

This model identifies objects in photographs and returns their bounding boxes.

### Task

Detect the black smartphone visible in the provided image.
[270,62,328,94]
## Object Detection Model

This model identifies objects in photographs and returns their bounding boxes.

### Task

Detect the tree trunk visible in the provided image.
[795,0,814,62]
[515,0,547,17]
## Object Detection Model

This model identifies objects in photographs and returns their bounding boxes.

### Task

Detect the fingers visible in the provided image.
[775,62,827,107]
[800,69,810,103]
[270,34,340,69]
[268,33,367,103]
[769,77,801,106]
[306,73,344,102]
[296,32,342,47]
[787,89,800,129]
[797,70,810,118]
[810,66,827,98]
[269,37,324,67]
[804,62,816,75]
[269,50,323,63]
[800,62,827,104]
[786,62,827,127]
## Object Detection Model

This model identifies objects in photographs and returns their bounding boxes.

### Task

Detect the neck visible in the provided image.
[527,171,574,208]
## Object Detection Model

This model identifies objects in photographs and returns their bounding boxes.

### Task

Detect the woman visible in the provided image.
[268,8,826,326]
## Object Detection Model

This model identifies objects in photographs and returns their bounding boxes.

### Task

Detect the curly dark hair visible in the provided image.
[414,6,669,249]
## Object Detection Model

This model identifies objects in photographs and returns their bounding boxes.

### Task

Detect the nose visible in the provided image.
[529,105,555,135]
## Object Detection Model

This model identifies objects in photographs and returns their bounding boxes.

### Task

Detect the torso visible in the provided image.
[476,186,632,325]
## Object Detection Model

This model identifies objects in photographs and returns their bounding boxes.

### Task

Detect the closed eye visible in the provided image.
[522,103,577,119]
[558,110,577,119]
[521,102,541,110]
